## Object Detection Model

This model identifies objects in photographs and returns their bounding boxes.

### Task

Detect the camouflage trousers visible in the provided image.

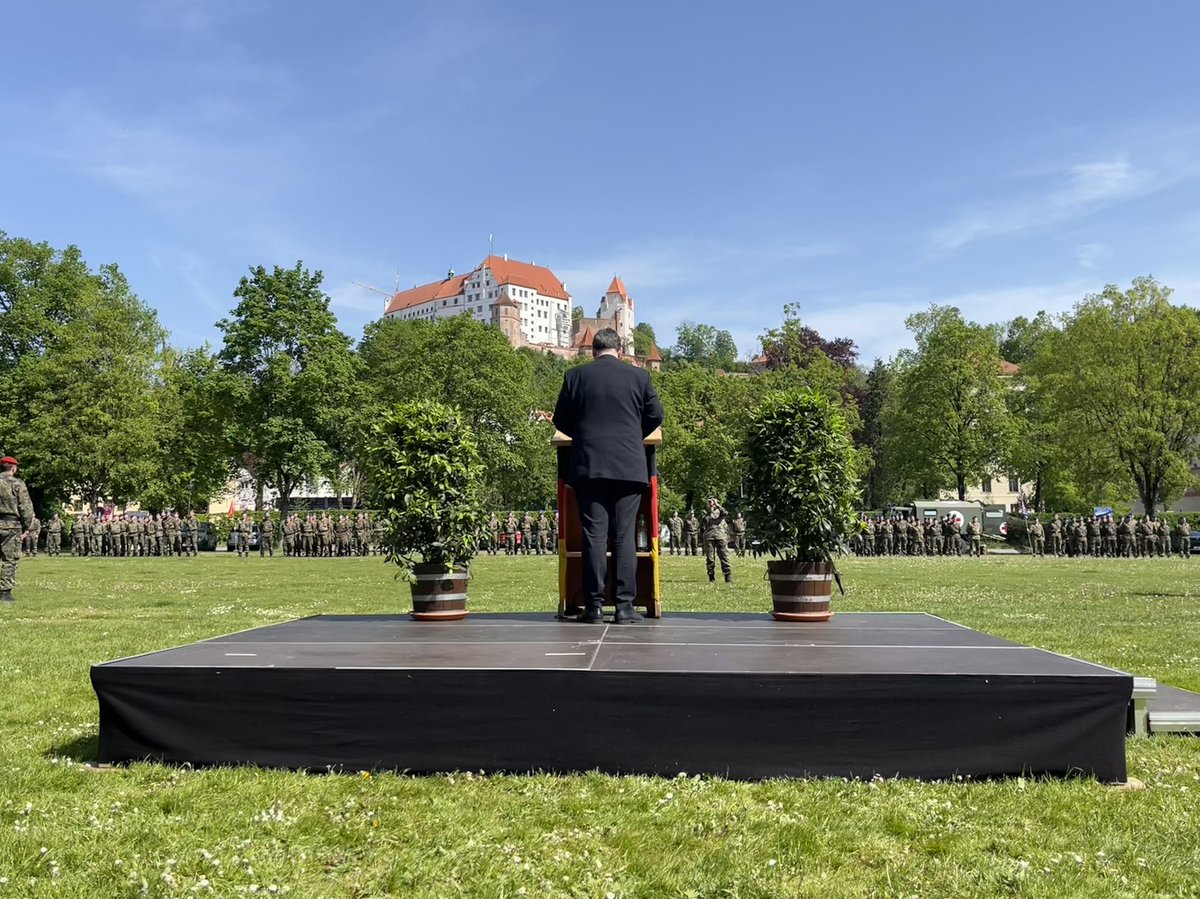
[0,525,22,591]
[704,536,732,581]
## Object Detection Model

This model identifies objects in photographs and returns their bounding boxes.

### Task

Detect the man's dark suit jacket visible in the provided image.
[553,355,664,485]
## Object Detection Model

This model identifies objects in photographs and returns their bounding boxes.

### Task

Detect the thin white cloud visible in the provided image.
[930,158,1161,253]
[1075,242,1111,270]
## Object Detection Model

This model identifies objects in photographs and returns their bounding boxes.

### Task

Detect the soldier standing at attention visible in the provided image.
[520,512,534,555]
[186,511,199,556]
[1157,517,1172,558]
[684,508,700,556]
[487,512,500,555]
[24,514,40,557]
[45,513,62,557]
[260,514,276,557]
[702,497,733,584]
[1177,517,1191,558]
[0,456,35,603]
[233,512,249,558]
[731,512,747,557]
[1143,516,1158,558]
[504,512,518,555]
[537,511,551,554]
[668,510,683,555]
[969,516,985,556]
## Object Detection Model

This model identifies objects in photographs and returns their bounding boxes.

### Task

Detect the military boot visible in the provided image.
[0,590,14,603]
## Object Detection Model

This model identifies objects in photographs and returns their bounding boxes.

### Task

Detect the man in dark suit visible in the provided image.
[553,328,664,623]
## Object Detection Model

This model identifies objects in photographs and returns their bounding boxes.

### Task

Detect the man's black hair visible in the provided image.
[593,327,621,352]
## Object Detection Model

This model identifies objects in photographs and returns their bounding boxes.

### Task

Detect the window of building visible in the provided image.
[982,477,992,493]
[1007,475,1021,493]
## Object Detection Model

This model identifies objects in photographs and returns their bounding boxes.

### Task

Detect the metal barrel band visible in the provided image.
[412,572,470,582]
[768,573,833,582]
[771,595,831,605]
[411,592,468,602]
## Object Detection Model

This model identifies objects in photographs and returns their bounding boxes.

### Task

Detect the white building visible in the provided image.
[383,255,573,349]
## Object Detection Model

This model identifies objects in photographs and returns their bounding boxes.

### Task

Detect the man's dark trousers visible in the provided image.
[573,480,644,613]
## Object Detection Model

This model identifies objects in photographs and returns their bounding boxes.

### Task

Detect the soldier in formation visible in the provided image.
[684,509,700,556]
[852,513,973,557]
[668,511,683,555]
[45,513,62,556]
[23,514,40,557]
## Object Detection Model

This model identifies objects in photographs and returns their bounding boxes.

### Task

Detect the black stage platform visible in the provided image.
[92,613,1131,781]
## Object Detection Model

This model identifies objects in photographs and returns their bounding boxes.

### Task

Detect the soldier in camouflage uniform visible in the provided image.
[684,509,700,556]
[45,513,62,557]
[1177,517,1191,558]
[260,514,276,557]
[969,516,985,556]
[537,511,551,554]
[668,511,683,555]
[731,512,747,557]
[1026,517,1043,556]
[1047,515,1062,557]
[1141,516,1157,558]
[504,512,518,555]
[702,497,732,584]
[0,457,36,602]
[24,515,40,557]
[487,513,500,555]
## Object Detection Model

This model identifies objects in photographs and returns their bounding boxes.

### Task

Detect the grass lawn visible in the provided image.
[2,552,1199,898]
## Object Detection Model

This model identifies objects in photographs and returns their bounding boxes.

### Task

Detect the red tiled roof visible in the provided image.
[646,341,663,362]
[606,276,628,298]
[751,353,769,365]
[383,254,569,315]
[384,273,469,315]
[999,360,1021,376]
[493,289,519,308]
[572,326,594,348]
[478,255,569,301]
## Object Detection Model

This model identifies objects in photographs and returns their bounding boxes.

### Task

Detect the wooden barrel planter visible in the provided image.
[410,563,470,621]
[767,559,834,622]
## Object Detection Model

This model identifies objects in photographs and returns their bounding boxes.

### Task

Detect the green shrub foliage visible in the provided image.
[365,400,487,575]
[744,388,861,561]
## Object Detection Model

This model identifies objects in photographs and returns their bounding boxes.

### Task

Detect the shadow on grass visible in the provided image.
[48,733,99,764]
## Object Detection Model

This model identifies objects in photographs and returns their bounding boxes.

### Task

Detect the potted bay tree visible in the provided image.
[744,388,861,621]
[365,400,488,620]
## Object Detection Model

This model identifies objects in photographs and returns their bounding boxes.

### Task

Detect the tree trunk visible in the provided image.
[255,479,264,512]
[956,473,966,501]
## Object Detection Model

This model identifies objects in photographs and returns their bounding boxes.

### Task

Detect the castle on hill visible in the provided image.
[382,255,661,369]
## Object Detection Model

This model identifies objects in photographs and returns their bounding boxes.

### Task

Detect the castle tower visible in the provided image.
[597,276,635,355]
[490,288,526,348]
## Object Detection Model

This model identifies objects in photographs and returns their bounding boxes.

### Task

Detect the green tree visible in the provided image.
[632,322,657,358]
[758,303,859,370]
[999,311,1054,366]
[0,234,165,508]
[216,262,356,517]
[885,306,1012,500]
[140,347,233,512]
[860,359,894,510]
[1026,277,1200,513]
[359,315,555,508]
[670,321,738,370]
[654,363,748,511]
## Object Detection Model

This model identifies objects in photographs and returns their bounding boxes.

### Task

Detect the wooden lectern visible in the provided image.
[553,427,663,619]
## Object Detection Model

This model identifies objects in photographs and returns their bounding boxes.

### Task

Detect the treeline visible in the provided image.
[3,232,1198,516]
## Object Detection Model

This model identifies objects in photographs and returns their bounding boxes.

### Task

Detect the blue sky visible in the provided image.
[4,1,1200,362]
